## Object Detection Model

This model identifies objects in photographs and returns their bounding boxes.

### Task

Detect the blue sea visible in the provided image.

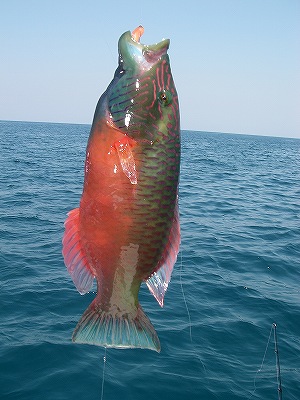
[0,120,299,400]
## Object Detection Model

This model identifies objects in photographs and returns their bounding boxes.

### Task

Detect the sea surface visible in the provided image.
[0,120,299,400]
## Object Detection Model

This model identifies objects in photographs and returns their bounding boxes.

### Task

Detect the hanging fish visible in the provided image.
[62,26,180,352]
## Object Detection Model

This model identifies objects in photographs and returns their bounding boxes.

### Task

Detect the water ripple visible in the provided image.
[1,122,299,400]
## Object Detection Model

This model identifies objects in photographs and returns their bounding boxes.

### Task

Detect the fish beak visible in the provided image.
[118,27,170,71]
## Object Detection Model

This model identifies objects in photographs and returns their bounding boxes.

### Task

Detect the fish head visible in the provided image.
[106,26,179,143]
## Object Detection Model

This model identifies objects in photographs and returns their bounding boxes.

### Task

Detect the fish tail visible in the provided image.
[72,299,161,352]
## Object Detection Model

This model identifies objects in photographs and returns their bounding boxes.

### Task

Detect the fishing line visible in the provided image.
[103,36,115,63]
[138,3,143,26]
[100,346,107,400]
[247,323,283,399]
[247,324,273,399]
[179,251,206,373]
[179,251,193,342]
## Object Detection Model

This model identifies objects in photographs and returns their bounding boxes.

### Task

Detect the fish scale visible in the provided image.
[62,26,180,352]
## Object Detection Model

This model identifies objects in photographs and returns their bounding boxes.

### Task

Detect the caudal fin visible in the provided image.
[72,300,161,352]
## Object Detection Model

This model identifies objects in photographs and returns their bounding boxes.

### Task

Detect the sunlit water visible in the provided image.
[1,120,299,399]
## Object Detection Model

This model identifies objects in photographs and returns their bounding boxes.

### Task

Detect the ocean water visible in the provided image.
[0,120,299,400]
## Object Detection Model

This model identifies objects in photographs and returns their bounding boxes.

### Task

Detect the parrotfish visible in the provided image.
[62,26,180,352]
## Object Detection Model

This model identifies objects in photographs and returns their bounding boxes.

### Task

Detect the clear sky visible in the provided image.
[1,0,299,138]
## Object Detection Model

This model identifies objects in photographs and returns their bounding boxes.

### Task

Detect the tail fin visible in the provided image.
[72,299,161,352]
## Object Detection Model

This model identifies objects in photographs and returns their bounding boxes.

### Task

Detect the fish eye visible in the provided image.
[160,93,167,102]
[158,90,172,106]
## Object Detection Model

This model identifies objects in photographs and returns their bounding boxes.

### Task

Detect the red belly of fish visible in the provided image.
[79,122,138,284]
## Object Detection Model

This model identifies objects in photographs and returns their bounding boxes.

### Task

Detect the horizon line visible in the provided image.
[1,119,299,140]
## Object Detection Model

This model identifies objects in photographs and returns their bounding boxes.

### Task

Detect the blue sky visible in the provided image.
[1,0,299,138]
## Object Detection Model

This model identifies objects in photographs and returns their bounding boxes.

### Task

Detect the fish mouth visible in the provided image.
[118,26,170,68]
[131,25,170,52]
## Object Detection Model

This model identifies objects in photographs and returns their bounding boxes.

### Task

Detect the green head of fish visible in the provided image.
[106,26,180,143]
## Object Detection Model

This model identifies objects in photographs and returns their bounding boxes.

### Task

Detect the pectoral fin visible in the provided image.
[114,138,137,184]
